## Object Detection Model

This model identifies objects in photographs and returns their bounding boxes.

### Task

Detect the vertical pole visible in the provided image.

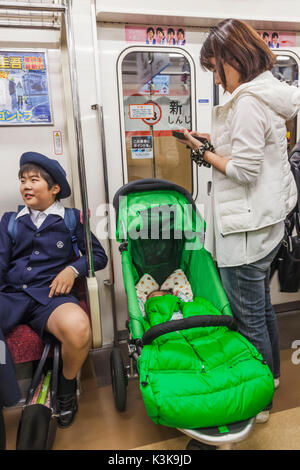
[63,0,94,277]
[97,105,119,345]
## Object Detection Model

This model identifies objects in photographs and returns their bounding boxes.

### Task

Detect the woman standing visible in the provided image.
[179,18,300,422]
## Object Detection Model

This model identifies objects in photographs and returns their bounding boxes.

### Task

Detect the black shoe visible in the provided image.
[56,391,78,428]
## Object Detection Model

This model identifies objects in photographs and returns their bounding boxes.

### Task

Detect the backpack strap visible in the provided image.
[64,208,80,258]
[7,212,18,244]
[7,206,25,244]
[8,207,80,258]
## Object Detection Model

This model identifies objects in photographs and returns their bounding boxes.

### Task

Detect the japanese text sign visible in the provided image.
[0,50,52,125]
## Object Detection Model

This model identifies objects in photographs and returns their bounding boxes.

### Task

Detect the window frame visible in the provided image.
[273,49,300,142]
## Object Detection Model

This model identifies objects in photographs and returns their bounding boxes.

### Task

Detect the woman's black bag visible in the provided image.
[290,141,300,211]
[16,343,60,450]
[277,210,300,292]
[271,140,300,291]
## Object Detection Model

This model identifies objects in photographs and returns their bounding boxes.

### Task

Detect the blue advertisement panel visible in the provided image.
[0,50,52,125]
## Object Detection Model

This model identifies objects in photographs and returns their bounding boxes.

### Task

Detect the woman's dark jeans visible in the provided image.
[219,244,281,398]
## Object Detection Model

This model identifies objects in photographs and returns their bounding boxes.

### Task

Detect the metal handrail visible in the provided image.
[0,2,65,12]
[63,0,94,277]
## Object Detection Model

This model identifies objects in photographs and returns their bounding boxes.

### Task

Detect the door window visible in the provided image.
[273,53,299,150]
[119,49,195,193]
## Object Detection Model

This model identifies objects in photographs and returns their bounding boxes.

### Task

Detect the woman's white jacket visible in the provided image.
[210,71,299,237]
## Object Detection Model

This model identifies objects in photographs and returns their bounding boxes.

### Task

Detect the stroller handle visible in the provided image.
[113,178,199,223]
[141,315,237,346]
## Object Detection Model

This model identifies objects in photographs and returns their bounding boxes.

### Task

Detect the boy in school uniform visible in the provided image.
[0,151,108,427]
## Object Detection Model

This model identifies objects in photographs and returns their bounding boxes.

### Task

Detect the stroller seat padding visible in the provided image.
[137,295,274,429]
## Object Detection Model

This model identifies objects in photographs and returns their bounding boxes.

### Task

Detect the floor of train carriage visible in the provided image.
[3,309,300,450]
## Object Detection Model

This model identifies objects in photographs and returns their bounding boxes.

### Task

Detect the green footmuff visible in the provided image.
[113,179,275,430]
[137,295,274,428]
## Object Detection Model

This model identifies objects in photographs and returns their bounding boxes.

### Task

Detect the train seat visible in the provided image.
[6,325,44,364]
[5,278,89,365]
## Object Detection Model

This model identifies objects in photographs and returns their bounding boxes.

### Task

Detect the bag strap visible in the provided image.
[294,211,300,235]
[7,212,18,245]
[64,208,80,258]
[7,207,25,244]
[25,343,51,405]
[25,343,60,413]
[8,207,80,258]
[50,344,60,413]
[283,210,300,262]
[283,209,296,248]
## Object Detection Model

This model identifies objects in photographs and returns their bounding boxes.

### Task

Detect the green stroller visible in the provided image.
[111,179,274,450]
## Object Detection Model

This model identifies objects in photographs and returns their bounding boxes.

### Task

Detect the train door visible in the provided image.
[272,51,300,148]
[117,47,196,194]
[269,50,300,309]
[97,24,213,337]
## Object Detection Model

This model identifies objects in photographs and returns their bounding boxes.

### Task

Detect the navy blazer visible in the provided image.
[0,209,108,305]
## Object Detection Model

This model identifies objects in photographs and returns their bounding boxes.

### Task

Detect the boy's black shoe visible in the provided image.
[57,391,78,428]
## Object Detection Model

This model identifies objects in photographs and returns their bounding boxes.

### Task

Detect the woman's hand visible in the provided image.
[175,128,230,174]
[175,128,211,150]
[190,131,211,141]
[49,266,76,297]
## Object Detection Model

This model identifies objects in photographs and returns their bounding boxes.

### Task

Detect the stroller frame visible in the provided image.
[111,179,257,450]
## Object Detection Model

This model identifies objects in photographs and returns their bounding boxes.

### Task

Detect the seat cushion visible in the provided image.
[6,325,45,363]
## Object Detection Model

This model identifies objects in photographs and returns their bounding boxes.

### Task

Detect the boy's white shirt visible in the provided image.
[16,201,79,277]
[16,200,65,228]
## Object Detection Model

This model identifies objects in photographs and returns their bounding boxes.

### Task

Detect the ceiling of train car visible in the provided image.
[1,1,298,33]
[0,0,63,29]
[96,10,299,33]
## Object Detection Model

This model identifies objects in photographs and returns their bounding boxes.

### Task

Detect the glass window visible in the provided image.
[120,50,193,192]
[215,53,299,150]
[273,54,299,151]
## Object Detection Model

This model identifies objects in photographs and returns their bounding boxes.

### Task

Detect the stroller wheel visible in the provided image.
[110,348,127,412]
[186,439,217,450]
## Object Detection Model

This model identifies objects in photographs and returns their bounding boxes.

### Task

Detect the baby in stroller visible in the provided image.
[136,269,192,319]
[147,290,173,299]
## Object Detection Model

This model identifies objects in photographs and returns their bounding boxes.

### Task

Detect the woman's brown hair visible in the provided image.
[200,19,276,91]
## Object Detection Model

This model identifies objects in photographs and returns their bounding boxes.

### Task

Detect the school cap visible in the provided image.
[20,151,71,199]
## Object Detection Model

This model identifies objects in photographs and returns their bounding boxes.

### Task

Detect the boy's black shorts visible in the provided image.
[1,291,81,342]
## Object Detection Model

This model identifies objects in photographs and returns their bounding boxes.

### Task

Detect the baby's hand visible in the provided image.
[49,267,76,297]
